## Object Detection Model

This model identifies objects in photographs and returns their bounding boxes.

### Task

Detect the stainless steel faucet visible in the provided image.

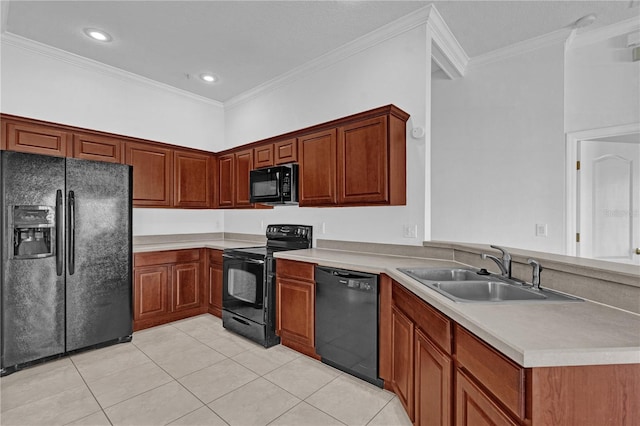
[480,245,512,278]
[527,258,542,290]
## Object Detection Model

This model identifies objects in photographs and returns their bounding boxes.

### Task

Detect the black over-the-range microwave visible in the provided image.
[249,163,298,205]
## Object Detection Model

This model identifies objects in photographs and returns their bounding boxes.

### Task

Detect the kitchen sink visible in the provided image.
[432,281,546,302]
[400,268,490,282]
[397,267,582,303]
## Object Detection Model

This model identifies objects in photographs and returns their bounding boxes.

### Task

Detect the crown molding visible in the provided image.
[427,5,468,79]
[1,32,224,108]
[468,28,571,70]
[569,16,640,49]
[225,5,435,109]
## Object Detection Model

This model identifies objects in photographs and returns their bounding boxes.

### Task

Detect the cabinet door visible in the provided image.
[298,129,337,206]
[125,141,173,207]
[217,154,235,207]
[208,250,223,317]
[391,306,415,421]
[254,144,274,168]
[235,149,253,206]
[415,329,452,426]
[337,116,388,204]
[274,138,297,164]
[455,370,518,426]
[174,150,212,208]
[134,265,169,321]
[5,121,70,157]
[276,277,315,349]
[172,262,201,312]
[73,133,123,163]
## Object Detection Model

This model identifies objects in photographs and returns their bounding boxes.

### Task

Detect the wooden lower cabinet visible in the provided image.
[381,276,640,426]
[391,306,415,421]
[207,249,223,317]
[456,370,518,426]
[134,265,170,321]
[133,249,206,330]
[416,329,452,426]
[389,281,452,426]
[275,259,318,358]
[172,262,201,311]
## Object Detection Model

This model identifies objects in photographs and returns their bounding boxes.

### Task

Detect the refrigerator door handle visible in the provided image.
[56,189,63,276]
[68,190,75,275]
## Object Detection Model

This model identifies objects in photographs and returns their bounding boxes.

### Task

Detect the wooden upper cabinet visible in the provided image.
[337,111,406,206]
[274,138,297,164]
[298,129,337,206]
[125,141,173,207]
[4,121,71,157]
[254,144,274,169]
[338,116,388,204]
[234,149,253,207]
[73,133,124,163]
[217,154,235,208]
[174,150,212,208]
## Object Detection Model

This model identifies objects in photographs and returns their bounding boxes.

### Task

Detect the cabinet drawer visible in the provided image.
[277,259,315,281]
[135,249,200,267]
[392,282,452,354]
[209,249,223,265]
[454,325,525,420]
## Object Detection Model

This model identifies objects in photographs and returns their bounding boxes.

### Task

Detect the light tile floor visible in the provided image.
[0,315,412,426]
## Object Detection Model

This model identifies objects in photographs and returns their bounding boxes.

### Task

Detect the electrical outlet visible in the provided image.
[535,223,547,237]
[403,224,418,238]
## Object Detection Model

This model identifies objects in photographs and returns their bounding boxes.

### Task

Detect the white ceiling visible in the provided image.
[2,1,639,103]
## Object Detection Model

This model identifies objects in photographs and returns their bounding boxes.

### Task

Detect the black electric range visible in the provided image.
[222,224,312,347]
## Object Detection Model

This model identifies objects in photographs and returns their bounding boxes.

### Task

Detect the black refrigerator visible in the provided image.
[0,151,133,376]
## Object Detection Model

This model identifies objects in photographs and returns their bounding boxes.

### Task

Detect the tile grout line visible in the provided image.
[67,356,114,426]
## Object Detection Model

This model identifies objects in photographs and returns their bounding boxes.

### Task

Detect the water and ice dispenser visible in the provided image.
[10,206,55,259]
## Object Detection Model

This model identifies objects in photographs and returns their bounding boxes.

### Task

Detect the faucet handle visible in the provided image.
[490,245,511,260]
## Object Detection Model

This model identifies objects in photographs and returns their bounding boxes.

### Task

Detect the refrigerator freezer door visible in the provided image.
[65,158,132,352]
[1,151,66,369]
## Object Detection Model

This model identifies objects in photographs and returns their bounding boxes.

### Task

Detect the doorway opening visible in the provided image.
[566,124,640,265]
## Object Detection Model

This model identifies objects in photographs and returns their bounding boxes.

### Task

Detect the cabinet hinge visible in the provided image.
[576,161,581,170]
[576,233,580,243]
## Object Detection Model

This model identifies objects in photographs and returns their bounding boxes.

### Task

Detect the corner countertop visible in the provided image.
[133,239,263,253]
[274,248,640,369]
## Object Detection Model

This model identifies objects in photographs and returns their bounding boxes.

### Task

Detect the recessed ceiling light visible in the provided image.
[200,73,218,83]
[83,28,112,42]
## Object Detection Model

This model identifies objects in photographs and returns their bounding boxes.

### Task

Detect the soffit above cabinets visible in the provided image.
[2,1,638,103]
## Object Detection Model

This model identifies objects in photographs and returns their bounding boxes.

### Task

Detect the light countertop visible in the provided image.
[274,248,640,369]
[133,239,263,253]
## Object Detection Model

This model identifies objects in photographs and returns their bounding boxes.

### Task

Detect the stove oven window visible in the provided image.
[228,269,257,304]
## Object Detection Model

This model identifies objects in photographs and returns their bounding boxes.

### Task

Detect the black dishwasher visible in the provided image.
[315,266,382,387]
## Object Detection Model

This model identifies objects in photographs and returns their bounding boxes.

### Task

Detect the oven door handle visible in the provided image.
[223,254,265,265]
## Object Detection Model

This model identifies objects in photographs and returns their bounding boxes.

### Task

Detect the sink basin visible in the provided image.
[397,267,582,303]
[400,268,490,282]
[432,281,546,302]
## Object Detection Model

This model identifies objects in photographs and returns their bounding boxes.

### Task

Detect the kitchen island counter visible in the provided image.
[275,248,640,368]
